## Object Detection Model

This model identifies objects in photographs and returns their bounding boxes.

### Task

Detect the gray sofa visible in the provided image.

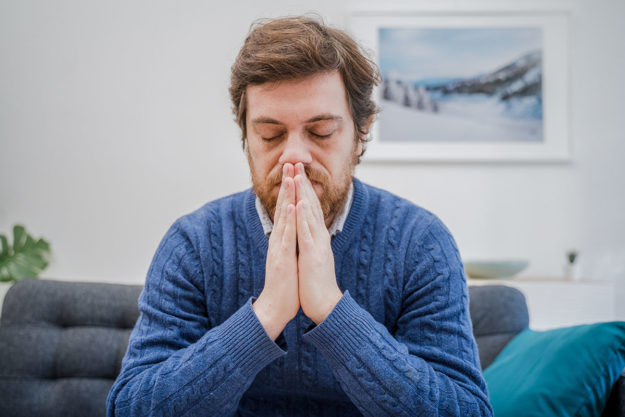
[0,279,623,416]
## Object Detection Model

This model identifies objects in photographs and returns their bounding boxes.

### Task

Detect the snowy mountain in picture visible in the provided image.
[430,50,542,120]
[378,25,545,143]
[380,51,542,141]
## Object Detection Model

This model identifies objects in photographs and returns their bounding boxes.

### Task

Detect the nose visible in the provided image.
[278,132,313,166]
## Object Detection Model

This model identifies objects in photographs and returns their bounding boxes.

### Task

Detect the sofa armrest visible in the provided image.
[602,371,625,417]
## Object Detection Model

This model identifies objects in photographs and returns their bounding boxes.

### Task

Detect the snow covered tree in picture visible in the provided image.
[378,27,544,143]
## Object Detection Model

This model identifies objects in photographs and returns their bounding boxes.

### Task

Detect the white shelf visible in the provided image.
[468,278,615,330]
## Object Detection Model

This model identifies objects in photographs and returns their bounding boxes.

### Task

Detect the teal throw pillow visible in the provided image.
[483,322,625,417]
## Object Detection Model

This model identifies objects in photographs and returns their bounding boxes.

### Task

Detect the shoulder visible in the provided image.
[162,188,252,248]
[356,179,449,241]
[354,179,460,269]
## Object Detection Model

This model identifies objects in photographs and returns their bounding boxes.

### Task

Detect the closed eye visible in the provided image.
[261,133,284,142]
[310,131,333,139]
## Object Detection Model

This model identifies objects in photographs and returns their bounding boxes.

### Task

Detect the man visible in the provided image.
[107,16,493,416]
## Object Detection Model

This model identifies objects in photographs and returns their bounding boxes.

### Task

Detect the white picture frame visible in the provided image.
[350,10,570,162]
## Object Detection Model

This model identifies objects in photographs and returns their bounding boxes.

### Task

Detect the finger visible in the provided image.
[284,162,294,180]
[282,203,296,249]
[293,164,317,214]
[272,165,289,223]
[274,164,296,224]
[295,163,324,219]
[294,161,304,177]
[294,172,323,226]
[282,164,296,207]
[285,175,295,206]
[296,200,313,249]
[294,171,305,205]
[305,194,324,240]
[274,178,293,236]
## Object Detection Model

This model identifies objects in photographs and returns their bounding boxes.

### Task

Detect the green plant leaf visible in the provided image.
[7,262,37,280]
[13,225,26,252]
[0,225,51,282]
[0,235,8,256]
[33,237,49,253]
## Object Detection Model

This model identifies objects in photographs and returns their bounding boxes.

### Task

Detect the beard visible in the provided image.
[248,149,358,227]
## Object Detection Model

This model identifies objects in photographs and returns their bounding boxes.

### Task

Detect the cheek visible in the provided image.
[248,144,274,174]
[250,148,285,190]
[325,141,356,176]
[311,180,324,197]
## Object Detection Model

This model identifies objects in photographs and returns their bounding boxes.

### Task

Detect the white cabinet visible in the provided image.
[468,278,615,330]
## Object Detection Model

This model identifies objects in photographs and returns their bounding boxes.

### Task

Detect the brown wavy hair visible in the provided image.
[229,15,381,162]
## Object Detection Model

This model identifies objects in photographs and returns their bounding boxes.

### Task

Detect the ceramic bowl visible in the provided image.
[464,260,529,279]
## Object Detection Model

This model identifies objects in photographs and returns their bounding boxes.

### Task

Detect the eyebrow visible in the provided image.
[305,114,343,124]
[251,114,343,125]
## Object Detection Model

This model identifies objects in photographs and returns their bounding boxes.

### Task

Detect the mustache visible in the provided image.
[268,165,329,186]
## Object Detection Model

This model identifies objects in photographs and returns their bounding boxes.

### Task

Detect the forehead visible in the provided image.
[245,71,351,123]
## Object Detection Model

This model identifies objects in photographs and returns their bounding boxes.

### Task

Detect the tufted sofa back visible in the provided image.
[0,280,529,416]
[0,279,142,417]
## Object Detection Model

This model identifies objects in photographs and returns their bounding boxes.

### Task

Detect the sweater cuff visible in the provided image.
[217,296,287,379]
[302,291,376,366]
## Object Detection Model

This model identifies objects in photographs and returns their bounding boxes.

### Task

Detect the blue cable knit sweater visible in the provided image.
[107,178,493,416]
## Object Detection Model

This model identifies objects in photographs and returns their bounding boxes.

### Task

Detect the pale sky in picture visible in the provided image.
[379,27,542,83]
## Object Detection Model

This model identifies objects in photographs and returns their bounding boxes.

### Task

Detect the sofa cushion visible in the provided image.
[0,378,114,417]
[1,279,140,328]
[468,285,529,369]
[484,322,625,417]
[0,279,142,417]
[0,325,131,378]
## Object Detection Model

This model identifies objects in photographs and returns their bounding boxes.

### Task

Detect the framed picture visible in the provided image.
[350,11,570,162]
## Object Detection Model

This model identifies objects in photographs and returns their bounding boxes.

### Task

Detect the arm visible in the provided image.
[302,218,493,417]
[106,219,286,417]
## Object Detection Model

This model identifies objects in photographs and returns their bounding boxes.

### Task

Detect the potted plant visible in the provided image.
[564,249,580,281]
[0,224,51,314]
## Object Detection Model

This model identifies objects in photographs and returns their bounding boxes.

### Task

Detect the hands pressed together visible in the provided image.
[252,162,343,340]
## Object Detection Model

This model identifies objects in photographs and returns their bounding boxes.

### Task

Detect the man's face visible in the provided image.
[245,70,363,227]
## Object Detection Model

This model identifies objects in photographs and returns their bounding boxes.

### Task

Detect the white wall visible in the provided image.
[1,0,624,317]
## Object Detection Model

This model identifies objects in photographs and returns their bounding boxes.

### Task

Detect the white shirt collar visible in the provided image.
[255,181,354,238]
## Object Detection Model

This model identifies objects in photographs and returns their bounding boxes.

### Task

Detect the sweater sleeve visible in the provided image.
[106,219,286,417]
[302,217,493,416]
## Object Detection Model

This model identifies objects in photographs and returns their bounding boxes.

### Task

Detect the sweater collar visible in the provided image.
[244,177,368,258]
[254,182,354,238]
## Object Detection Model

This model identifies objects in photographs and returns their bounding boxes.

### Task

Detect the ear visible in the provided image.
[364,114,375,133]
[356,139,363,157]
[357,115,375,153]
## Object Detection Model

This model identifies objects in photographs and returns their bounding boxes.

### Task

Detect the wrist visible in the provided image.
[310,289,343,325]
[252,297,290,340]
